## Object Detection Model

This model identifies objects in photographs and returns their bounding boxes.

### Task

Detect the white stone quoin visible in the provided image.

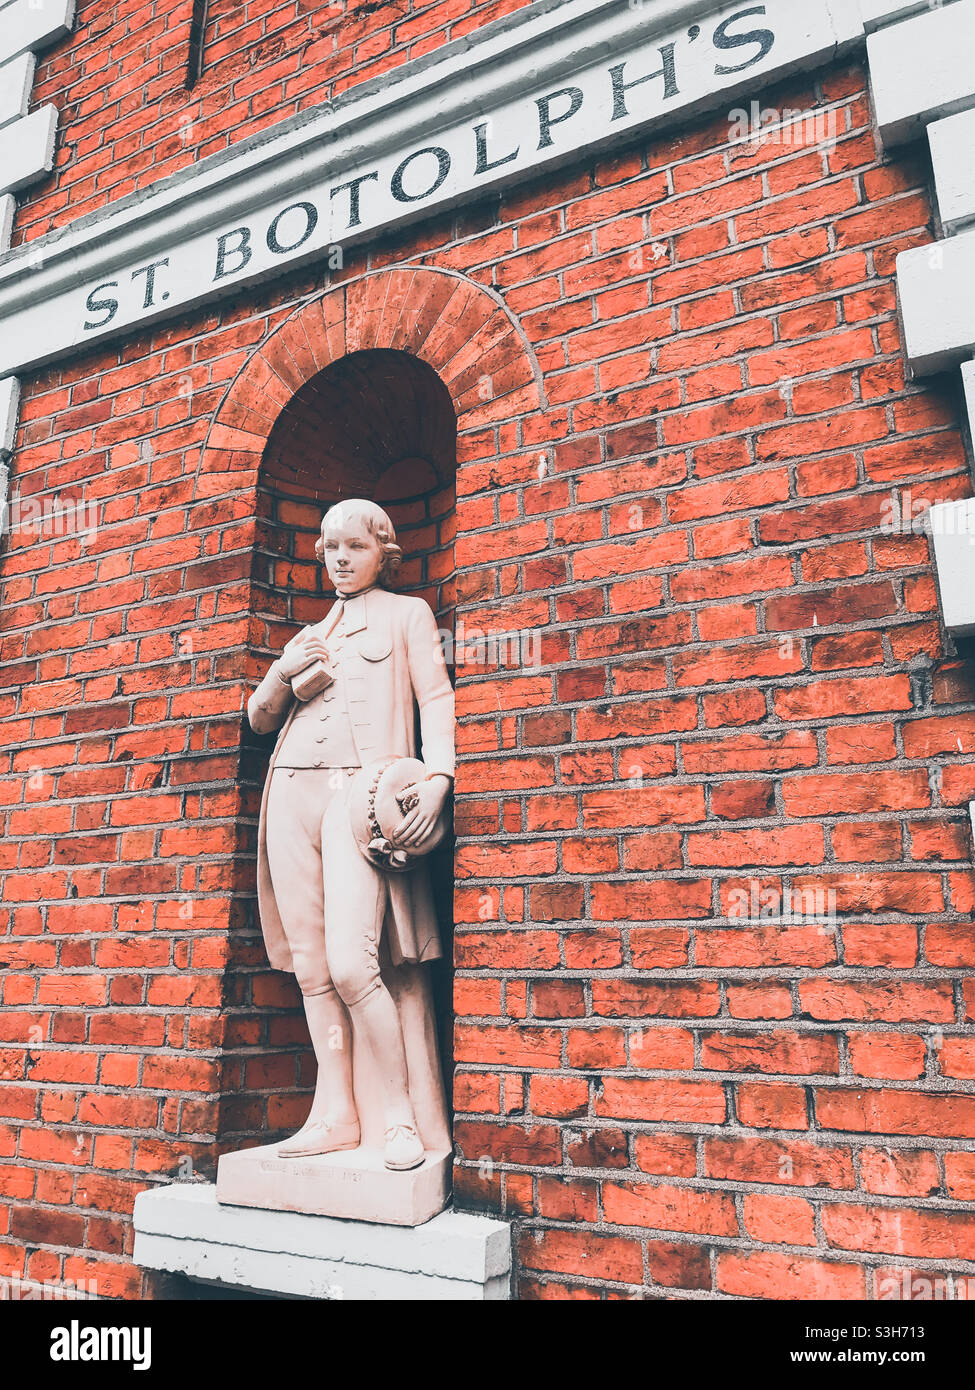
[0,375,19,455]
[928,495,975,638]
[928,107,975,235]
[0,0,75,65]
[0,0,77,255]
[896,230,975,377]
[0,104,58,197]
[133,1184,512,1300]
[867,0,975,147]
[0,51,34,130]
[961,360,975,438]
[0,196,13,253]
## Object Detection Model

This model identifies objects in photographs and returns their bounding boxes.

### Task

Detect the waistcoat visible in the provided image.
[274,607,362,769]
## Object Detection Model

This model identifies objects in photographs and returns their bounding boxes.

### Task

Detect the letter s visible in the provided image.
[83,282,119,330]
[713,6,775,75]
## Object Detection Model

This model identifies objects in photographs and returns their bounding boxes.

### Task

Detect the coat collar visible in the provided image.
[341,591,369,634]
[320,584,382,636]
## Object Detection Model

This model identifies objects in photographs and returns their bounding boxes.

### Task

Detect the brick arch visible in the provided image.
[195,266,545,498]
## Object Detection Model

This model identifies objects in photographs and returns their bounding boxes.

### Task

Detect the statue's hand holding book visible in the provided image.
[278,626,335,701]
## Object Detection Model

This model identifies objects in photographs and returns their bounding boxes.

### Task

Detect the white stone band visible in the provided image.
[0,0,864,380]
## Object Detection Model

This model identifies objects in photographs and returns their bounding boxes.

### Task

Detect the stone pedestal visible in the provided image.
[133,1184,511,1300]
[215,1143,451,1227]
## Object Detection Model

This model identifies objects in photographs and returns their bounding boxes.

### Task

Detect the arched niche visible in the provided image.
[239,346,458,1146]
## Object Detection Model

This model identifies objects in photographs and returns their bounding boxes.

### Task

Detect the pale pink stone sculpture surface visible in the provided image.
[216,500,454,1225]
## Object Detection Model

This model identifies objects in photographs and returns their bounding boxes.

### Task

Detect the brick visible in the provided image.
[743,1192,816,1245]
[859,1148,940,1198]
[798,980,952,1024]
[815,1089,975,1138]
[595,1079,726,1124]
[701,1031,839,1076]
[781,771,931,816]
[822,1205,975,1262]
[717,1249,866,1299]
[518,1228,643,1284]
[737,1083,809,1130]
[603,1180,738,1236]
[703,1136,854,1189]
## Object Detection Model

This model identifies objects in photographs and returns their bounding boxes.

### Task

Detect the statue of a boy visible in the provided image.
[247,499,453,1172]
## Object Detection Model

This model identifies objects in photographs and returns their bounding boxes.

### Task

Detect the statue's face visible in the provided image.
[321,512,384,597]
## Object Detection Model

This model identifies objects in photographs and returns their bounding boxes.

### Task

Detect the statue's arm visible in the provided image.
[247,656,294,735]
[406,600,455,780]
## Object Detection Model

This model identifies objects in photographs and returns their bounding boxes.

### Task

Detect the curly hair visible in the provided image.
[315,499,402,585]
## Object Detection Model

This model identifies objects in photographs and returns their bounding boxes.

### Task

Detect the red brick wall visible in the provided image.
[3,48,975,1300]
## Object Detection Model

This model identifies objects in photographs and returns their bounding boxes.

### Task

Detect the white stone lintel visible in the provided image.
[0,103,58,196]
[868,0,975,147]
[133,1183,512,1300]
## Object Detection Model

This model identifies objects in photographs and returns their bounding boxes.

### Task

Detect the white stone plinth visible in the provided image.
[216,1142,451,1227]
[133,1183,511,1300]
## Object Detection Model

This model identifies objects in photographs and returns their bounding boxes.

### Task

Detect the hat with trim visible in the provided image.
[347,757,449,872]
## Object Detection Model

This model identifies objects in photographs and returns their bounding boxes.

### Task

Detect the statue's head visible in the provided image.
[316,499,402,597]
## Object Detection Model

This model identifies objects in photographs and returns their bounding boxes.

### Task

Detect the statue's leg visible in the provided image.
[322,794,426,1170]
[266,769,359,1157]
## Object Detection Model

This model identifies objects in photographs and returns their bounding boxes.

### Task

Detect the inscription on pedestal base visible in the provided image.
[216,1142,451,1227]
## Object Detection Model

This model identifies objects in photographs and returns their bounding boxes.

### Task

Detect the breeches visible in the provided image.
[265,767,387,1002]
